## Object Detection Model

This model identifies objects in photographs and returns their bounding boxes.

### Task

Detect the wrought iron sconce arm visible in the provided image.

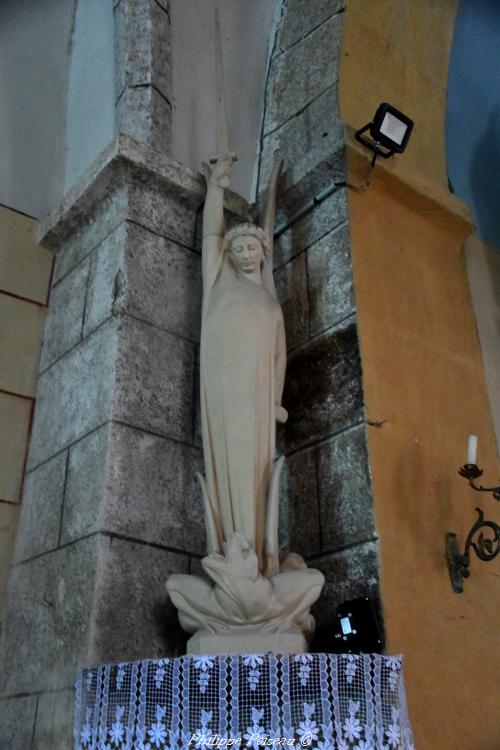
[445,465,500,593]
[458,464,500,501]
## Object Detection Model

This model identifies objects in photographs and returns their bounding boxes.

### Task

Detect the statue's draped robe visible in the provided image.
[200,235,286,567]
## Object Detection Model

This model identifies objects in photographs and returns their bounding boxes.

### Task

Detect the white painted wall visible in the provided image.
[170,0,277,201]
[64,0,115,193]
[465,235,500,456]
[0,0,75,218]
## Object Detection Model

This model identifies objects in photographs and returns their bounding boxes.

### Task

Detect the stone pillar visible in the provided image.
[0,0,251,730]
[0,2,201,742]
[260,0,381,642]
[0,137,249,748]
[114,0,172,152]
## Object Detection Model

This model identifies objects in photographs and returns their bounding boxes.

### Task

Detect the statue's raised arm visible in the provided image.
[202,154,233,238]
[201,153,234,309]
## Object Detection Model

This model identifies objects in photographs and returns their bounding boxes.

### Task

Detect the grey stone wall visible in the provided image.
[0,137,249,749]
[259,0,381,643]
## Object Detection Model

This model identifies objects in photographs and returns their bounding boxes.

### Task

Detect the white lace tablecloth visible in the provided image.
[74,653,415,749]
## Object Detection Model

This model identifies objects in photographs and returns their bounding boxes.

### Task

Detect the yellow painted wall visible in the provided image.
[349,183,499,750]
[340,0,458,198]
[0,205,52,630]
[340,2,500,748]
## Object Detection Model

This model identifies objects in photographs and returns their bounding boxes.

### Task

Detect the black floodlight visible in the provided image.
[355,103,414,166]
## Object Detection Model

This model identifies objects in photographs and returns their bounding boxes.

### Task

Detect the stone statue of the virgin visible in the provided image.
[166,153,324,654]
[166,8,323,655]
[199,153,287,574]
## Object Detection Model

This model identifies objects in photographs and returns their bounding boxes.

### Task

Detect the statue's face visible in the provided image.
[228,234,264,274]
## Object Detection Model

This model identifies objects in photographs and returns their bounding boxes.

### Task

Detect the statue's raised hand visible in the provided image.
[206,152,237,189]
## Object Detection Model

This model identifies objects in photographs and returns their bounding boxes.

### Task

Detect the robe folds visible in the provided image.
[200,235,286,567]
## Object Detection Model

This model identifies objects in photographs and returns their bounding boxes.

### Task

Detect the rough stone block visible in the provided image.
[113,315,194,442]
[281,319,364,452]
[103,422,205,552]
[116,85,171,153]
[311,541,380,627]
[0,695,37,750]
[274,188,348,269]
[33,689,74,750]
[88,536,189,664]
[113,0,127,95]
[53,186,128,284]
[83,223,126,337]
[40,258,90,371]
[307,223,354,335]
[317,424,376,551]
[264,14,342,134]
[14,452,67,563]
[0,534,189,698]
[0,537,99,695]
[120,222,202,342]
[275,153,346,236]
[284,447,321,558]
[140,0,171,98]
[275,252,309,350]
[189,555,204,577]
[276,0,345,53]
[259,79,343,197]
[128,176,199,249]
[114,0,171,102]
[61,425,111,545]
[28,319,118,469]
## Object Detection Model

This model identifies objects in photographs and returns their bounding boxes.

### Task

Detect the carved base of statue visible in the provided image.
[187,628,308,656]
[167,532,324,655]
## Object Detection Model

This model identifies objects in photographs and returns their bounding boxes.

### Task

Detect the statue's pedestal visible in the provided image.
[74,653,415,749]
[187,629,307,655]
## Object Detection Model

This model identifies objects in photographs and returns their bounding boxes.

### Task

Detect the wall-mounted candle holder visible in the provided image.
[457,463,500,500]
[445,463,500,593]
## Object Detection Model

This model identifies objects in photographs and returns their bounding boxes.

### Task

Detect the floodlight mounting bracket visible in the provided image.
[355,123,396,167]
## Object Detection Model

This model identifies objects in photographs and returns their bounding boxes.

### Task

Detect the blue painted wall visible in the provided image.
[446,0,500,250]
[64,0,115,194]
[0,0,75,217]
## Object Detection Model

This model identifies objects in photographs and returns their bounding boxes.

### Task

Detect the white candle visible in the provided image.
[467,434,478,465]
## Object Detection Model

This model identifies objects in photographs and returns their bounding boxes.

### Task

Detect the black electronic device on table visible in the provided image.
[312,596,384,654]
